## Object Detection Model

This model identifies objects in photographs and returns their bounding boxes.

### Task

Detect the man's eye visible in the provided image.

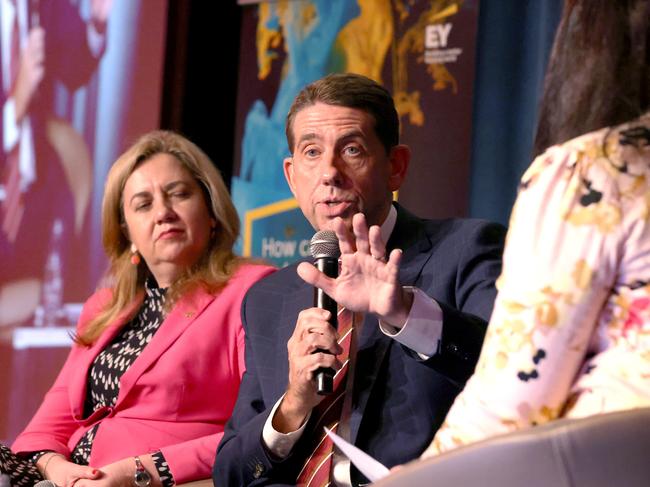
[344,146,361,156]
[305,148,320,157]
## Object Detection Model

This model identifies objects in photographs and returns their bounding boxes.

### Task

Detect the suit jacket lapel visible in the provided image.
[69,296,143,420]
[349,204,432,445]
[390,204,433,287]
[116,287,216,404]
[275,270,313,392]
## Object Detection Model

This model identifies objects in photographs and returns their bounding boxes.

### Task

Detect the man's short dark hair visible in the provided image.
[285,73,400,154]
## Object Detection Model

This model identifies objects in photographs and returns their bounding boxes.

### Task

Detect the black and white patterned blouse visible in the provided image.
[69,281,174,486]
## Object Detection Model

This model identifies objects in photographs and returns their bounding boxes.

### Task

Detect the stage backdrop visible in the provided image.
[233,0,480,267]
[0,0,168,443]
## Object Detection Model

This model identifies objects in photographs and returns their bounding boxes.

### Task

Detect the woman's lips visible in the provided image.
[158,229,184,240]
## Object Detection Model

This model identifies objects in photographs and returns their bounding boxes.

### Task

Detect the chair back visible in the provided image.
[373,408,650,487]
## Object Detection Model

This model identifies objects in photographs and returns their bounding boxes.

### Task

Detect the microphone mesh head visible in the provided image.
[310,230,340,259]
[34,482,57,487]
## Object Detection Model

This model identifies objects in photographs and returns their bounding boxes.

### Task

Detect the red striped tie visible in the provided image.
[296,307,356,487]
[2,6,24,242]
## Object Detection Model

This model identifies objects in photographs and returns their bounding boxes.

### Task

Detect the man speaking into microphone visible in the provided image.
[214,73,506,486]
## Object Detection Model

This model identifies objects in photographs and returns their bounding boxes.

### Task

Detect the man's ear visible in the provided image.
[283,156,297,197]
[388,144,410,192]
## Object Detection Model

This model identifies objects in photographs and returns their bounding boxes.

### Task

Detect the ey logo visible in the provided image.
[425,23,452,49]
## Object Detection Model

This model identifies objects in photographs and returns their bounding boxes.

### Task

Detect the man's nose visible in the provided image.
[319,152,344,186]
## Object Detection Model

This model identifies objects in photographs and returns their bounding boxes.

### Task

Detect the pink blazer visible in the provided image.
[12,263,275,483]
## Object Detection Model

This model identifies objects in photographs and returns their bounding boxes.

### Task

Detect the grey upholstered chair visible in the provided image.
[372,408,650,487]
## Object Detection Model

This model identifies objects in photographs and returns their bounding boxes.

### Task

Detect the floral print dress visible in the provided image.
[423,112,650,457]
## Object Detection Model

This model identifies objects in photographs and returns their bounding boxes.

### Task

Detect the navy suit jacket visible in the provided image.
[214,205,506,486]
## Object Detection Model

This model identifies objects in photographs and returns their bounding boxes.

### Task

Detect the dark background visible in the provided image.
[161,1,242,187]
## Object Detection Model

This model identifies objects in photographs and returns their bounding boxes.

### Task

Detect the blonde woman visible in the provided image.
[1,131,274,486]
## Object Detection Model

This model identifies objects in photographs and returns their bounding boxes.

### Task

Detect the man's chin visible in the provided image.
[317,215,355,232]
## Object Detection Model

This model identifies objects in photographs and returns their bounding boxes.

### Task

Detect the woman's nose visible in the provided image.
[154,198,177,224]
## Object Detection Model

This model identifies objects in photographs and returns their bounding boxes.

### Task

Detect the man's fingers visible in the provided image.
[291,308,340,354]
[290,351,341,388]
[302,332,342,355]
[295,320,336,343]
[387,248,403,268]
[297,307,331,323]
[302,352,342,377]
[332,217,355,254]
[352,213,370,254]
[297,261,335,297]
[368,224,387,260]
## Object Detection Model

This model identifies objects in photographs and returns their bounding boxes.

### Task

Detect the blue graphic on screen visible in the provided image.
[250,207,316,268]
[233,0,359,257]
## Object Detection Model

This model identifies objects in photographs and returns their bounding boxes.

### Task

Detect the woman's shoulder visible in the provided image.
[198,262,275,307]
[523,113,650,189]
[568,112,649,155]
[73,288,114,333]
[80,288,113,314]
[231,261,276,283]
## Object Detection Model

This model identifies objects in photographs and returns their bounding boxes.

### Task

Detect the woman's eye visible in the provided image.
[135,202,151,211]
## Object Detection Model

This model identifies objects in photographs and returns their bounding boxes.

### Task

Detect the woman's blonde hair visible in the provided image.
[77,130,243,345]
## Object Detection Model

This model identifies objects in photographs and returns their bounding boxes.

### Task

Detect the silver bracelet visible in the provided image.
[42,452,64,479]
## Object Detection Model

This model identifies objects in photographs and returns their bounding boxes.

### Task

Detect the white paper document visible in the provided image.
[325,427,390,482]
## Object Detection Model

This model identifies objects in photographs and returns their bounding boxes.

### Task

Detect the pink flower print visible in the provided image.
[623,296,650,336]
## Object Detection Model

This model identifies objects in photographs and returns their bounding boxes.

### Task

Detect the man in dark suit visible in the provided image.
[214,73,505,486]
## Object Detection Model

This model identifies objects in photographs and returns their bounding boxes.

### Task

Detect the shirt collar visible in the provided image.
[379,204,397,244]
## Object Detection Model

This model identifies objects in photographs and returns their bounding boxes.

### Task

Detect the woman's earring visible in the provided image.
[130,243,141,265]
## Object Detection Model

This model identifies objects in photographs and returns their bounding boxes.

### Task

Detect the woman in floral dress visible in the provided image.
[423,0,650,457]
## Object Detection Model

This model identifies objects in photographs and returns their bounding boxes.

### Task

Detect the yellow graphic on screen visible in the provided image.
[334,0,393,84]
[254,0,462,123]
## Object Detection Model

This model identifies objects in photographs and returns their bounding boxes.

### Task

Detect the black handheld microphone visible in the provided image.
[309,230,340,395]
